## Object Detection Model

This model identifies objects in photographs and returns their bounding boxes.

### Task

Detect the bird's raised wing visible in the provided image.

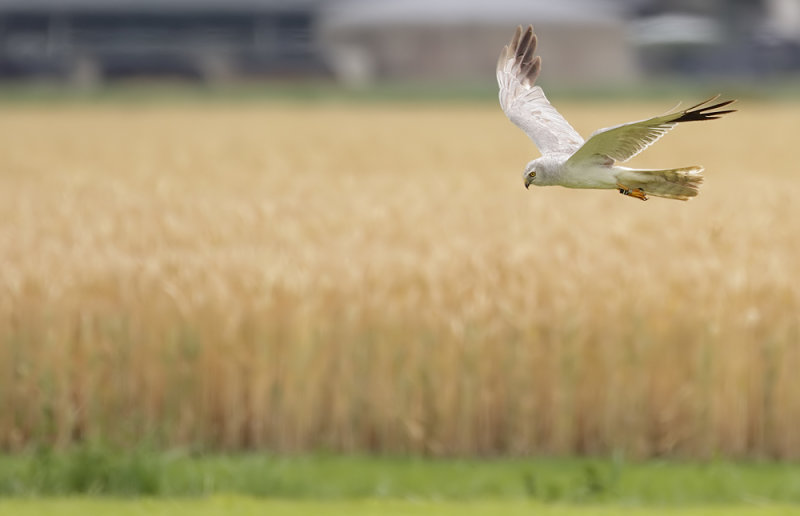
[497,25,584,155]
[566,96,736,167]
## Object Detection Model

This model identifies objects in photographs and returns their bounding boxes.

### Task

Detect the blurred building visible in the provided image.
[0,0,326,85]
[0,0,797,85]
[765,0,800,42]
[630,0,800,77]
[321,0,639,87]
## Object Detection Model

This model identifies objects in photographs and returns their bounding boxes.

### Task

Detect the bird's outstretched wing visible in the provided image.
[497,25,584,155]
[566,96,736,167]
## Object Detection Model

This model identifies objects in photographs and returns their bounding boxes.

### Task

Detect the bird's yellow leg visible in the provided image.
[616,183,648,201]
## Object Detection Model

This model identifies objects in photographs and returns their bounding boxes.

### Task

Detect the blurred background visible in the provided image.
[2,0,800,507]
[0,0,797,90]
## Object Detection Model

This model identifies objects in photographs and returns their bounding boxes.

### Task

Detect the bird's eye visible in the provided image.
[529,171,536,179]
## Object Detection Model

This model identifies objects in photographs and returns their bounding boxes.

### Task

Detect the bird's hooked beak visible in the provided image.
[524,173,535,189]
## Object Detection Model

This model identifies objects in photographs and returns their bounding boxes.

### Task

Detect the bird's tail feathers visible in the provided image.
[617,166,704,201]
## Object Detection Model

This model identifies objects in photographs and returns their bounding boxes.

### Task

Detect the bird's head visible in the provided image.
[523,159,539,189]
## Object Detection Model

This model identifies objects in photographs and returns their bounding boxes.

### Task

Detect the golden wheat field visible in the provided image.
[0,99,799,459]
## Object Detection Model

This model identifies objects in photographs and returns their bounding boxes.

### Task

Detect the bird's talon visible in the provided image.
[616,184,648,201]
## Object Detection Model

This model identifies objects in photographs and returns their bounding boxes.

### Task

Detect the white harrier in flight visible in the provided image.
[497,25,735,201]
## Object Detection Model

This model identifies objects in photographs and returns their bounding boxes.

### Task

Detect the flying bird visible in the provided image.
[497,25,735,201]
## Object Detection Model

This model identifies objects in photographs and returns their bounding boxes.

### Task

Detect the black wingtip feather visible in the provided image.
[509,25,522,53]
[516,26,534,60]
[507,25,540,85]
[674,97,737,123]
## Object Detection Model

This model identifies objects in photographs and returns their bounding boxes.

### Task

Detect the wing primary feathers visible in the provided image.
[674,95,737,123]
[521,33,537,67]
[684,94,719,111]
[509,25,522,55]
[567,94,735,165]
[496,24,585,154]
[510,25,541,86]
[519,56,541,85]
[516,26,534,61]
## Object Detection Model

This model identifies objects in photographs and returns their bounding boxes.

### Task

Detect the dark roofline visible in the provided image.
[0,0,324,13]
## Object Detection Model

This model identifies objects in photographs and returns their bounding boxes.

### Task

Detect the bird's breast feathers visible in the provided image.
[551,162,619,189]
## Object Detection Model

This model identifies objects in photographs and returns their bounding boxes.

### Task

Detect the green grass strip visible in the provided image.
[0,497,798,516]
[2,449,800,504]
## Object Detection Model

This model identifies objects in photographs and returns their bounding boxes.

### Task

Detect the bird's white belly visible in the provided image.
[557,164,618,189]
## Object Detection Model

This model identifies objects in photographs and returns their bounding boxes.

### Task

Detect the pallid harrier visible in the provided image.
[497,25,735,201]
